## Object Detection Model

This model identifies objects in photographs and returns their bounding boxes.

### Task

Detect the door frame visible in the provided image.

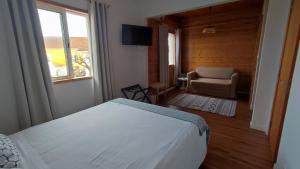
[268,0,300,162]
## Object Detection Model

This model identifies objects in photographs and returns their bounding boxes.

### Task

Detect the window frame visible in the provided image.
[37,2,92,82]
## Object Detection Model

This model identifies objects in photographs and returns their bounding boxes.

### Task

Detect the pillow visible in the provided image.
[0,134,21,168]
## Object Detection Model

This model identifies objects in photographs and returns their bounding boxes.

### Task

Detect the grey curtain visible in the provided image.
[0,0,58,129]
[159,24,169,87]
[89,0,113,104]
[175,29,182,78]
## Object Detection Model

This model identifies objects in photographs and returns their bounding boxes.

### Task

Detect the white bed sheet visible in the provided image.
[10,102,207,169]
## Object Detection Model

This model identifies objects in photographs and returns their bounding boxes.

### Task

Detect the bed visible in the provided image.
[9,98,209,169]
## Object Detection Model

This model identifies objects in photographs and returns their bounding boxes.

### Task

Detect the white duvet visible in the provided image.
[10,102,207,169]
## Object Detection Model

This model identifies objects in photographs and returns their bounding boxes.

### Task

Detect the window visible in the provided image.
[168,33,176,65]
[37,3,92,81]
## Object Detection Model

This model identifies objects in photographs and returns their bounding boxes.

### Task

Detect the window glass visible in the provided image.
[66,12,91,78]
[38,9,68,78]
[168,33,176,65]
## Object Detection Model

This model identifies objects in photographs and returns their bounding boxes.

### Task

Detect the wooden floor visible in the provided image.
[160,90,273,169]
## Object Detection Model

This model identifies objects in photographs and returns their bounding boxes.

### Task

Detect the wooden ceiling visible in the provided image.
[170,0,264,18]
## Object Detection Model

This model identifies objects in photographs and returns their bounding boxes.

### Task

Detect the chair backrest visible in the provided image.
[195,67,234,79]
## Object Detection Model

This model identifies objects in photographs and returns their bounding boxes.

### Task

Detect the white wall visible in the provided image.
[274,45,300,169]
[53,80,95,117]
[251,0,292,133]
[107,0,148,97]
[138,0,236,17]
[0,5,20,134]
[250,0,269,111]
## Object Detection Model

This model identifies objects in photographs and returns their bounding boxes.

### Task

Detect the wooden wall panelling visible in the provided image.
[148,19,160,84]
[180,6,262,76]
[174,0,263,18]
[164,16,181,33]
[179,4,263,97]
[168,65,175,87]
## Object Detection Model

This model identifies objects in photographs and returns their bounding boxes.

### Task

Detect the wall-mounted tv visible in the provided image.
[122,24,152,46]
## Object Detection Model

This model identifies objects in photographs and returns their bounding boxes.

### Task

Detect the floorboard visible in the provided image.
[160,90,273,169]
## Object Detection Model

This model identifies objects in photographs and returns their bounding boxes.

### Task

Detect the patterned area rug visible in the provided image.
[168,93,237,117]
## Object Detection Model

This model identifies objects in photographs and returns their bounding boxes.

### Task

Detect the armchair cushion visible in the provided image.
[190,78,232,86]
[190,78,232,92]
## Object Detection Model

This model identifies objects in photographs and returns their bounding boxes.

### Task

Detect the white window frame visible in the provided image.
[37,2,92,82]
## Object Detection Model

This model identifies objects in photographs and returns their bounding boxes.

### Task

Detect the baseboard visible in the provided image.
[273,163,279,169]
[250,121,267,133]
[273,162,285,169]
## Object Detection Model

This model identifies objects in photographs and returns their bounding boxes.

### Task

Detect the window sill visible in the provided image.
[53,76,93,85]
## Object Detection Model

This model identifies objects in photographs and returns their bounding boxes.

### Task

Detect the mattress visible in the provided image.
[10,100,207,169]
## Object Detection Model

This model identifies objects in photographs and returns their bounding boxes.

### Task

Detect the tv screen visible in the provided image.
[122,24,152,46]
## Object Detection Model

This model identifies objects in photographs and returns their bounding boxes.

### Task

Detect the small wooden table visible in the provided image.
[177,77,188,90]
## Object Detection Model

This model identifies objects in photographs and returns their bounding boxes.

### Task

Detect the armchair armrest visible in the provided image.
[187,71,198,81]
[230,73,239,98]
[231,73,239,83]
[187,71,198,88]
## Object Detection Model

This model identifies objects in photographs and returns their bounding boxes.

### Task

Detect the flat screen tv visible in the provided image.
[122,24,152,46]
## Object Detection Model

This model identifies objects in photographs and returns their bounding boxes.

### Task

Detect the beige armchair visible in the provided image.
[187,67,239,99]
